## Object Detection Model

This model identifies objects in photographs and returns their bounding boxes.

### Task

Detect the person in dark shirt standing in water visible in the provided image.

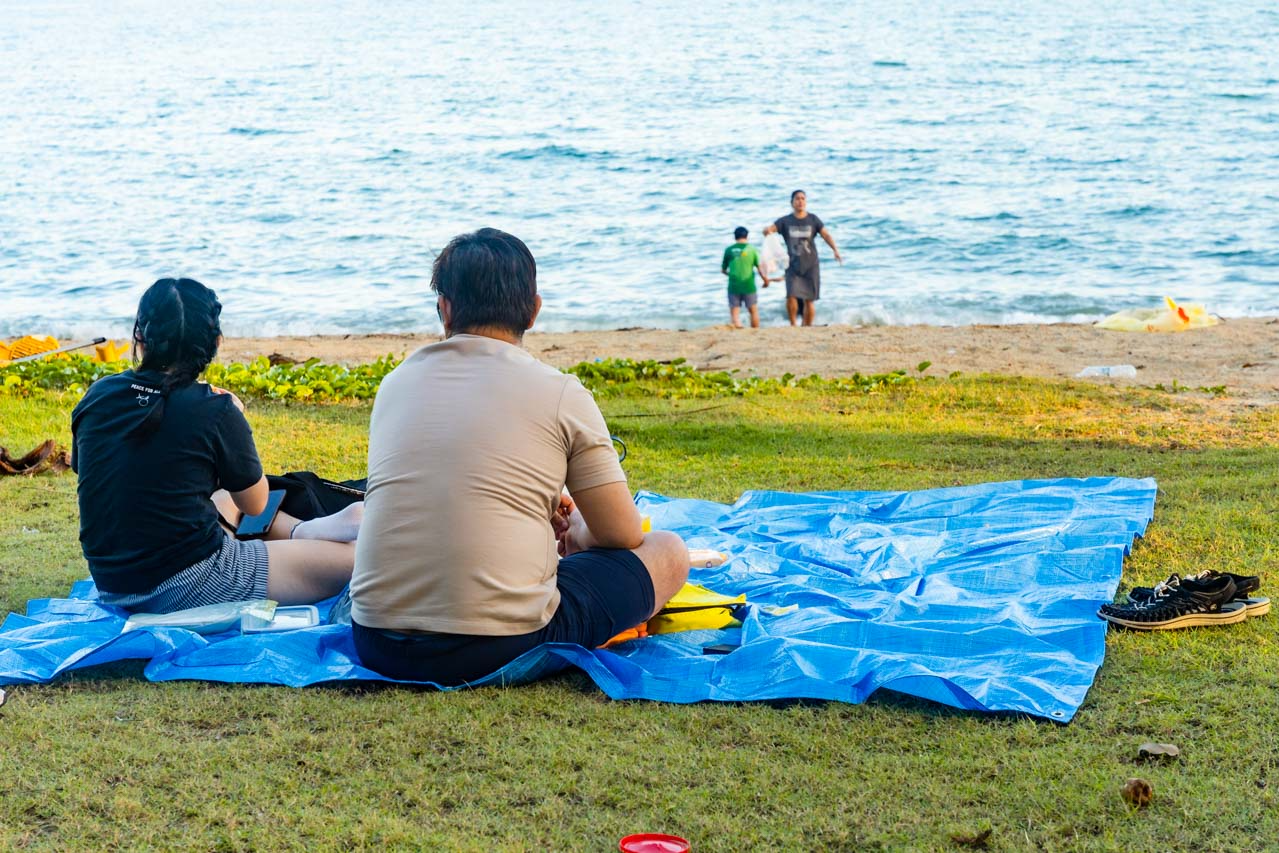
[763,189,842,326]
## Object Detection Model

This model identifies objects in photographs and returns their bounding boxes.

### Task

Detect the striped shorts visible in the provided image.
[98,533,270,613]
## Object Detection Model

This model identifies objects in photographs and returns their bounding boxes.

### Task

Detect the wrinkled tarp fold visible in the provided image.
[0,478,1156,721]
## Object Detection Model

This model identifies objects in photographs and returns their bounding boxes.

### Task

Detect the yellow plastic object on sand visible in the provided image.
[4,335,61,361]
[1096,296,1220,333]
[94,339,130,362]
[0,335,127,366]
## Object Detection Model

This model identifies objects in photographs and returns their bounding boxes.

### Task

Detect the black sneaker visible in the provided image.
[1128,570,1268,617]
[1100,574,1248,630]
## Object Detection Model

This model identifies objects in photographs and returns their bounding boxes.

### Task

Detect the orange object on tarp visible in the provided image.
[600,622,649,649]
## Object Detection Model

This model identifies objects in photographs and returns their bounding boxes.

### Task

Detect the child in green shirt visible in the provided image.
[721,226,774,328]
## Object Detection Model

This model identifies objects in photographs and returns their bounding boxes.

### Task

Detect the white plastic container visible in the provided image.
[688,548,727,568]
[1076,365,1138,378]
[241,605,320,634]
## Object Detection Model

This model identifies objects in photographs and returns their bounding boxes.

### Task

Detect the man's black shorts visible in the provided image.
[352,548,655,686]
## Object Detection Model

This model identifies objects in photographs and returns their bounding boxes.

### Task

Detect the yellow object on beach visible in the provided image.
[1095,296,1220,333]
[5,335,61,360]
[94,339,129,362]
[0,335,124,365]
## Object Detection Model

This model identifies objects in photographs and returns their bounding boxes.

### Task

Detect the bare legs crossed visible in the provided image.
[212,490,360,605]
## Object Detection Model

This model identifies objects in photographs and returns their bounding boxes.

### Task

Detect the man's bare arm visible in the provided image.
[564,481,643,551]
[763,223,779,236]
[820,227,842,264]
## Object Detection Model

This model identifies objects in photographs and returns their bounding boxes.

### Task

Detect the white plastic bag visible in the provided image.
[1096,296,1219,332]
[760,232,788,278]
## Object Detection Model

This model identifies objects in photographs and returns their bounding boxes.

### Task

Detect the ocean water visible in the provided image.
[1,0,1276,338]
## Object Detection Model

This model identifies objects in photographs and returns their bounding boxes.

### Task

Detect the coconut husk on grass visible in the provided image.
[0,439,71,476]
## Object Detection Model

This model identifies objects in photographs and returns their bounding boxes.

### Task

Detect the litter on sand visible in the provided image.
[0,335,125,365]
[1076,365,1138,379]
[1095,296,1220,333]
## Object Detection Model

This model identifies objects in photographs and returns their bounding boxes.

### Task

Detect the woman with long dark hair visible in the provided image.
[71,278,360,613]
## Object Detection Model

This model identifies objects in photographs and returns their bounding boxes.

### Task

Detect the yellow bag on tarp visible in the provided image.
[647,583,748,634]
[1096,296,1220,332]
[599,582,749,648]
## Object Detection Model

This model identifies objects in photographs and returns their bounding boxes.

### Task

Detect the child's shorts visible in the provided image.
[728,291,758,309]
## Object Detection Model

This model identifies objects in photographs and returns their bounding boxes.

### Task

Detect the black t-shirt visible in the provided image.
[774,213,825,275]
[71,370,263,594]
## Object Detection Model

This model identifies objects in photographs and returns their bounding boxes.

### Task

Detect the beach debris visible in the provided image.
[1121,777,1154,809]
[94,339,129,362]
[0,335,115,365]
[1096,296,1219,333]
[1138,742,1181,762]
[2,334,60,362]
[267,352,301,365]
[0,440,72,476]
[1077,365,1138,378]
[948,827,992,849]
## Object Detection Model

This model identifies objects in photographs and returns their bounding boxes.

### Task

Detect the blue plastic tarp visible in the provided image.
[0,477,1156,721]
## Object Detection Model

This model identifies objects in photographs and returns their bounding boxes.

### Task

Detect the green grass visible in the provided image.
[2,376,1278,851]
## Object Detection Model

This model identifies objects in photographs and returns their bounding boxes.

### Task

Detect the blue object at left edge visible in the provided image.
[0,477,1157,722]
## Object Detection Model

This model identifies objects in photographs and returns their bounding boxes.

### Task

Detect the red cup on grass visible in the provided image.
[619,833,690,853]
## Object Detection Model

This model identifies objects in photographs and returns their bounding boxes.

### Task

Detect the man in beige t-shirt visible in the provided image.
[350,228,689,685]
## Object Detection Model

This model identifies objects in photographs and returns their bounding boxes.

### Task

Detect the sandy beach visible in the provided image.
[221,318,1279,406]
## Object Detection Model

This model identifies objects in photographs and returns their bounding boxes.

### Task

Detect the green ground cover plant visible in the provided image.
[0,354,914,402]
[1,371,1276,850]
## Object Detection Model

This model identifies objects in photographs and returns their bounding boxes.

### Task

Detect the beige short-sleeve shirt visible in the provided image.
[350,334,626,635]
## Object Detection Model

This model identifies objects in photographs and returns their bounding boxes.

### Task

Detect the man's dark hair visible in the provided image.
[791,189,806,202]
[431,228,538,337]
[733,226,748,239]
